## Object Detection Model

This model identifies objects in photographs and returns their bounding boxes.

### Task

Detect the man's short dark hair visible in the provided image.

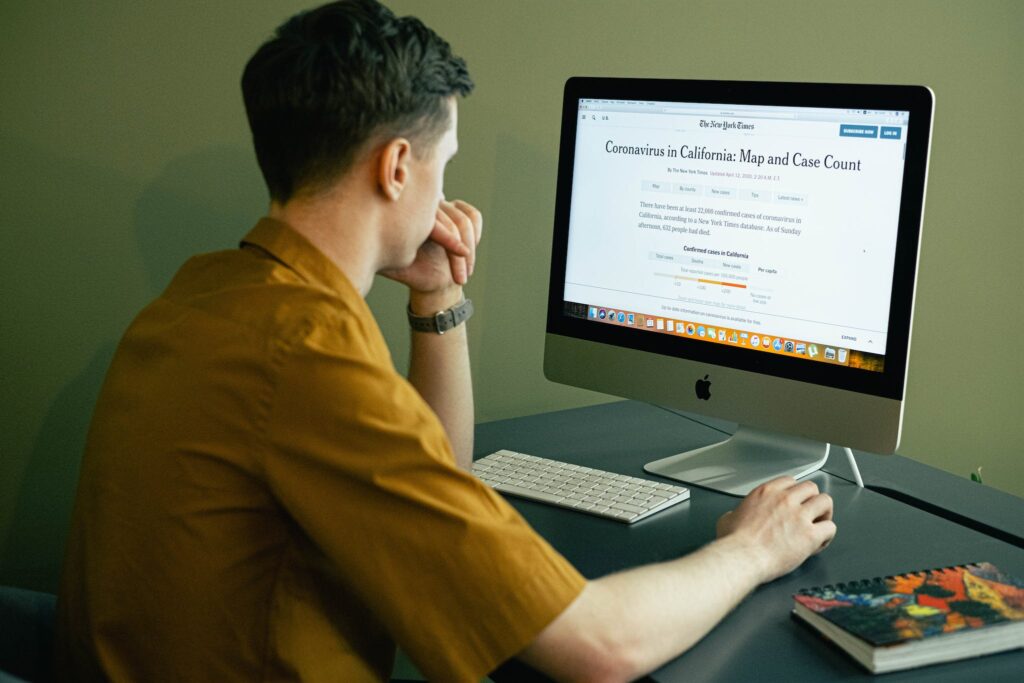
[242,0,473,202]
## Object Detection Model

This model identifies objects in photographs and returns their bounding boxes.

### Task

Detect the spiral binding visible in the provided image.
[796,562,983,595]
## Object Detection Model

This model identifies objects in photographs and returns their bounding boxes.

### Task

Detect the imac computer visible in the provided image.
[544,78,933,496]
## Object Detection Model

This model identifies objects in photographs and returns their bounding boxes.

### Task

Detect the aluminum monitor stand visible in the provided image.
[644,425,829,497]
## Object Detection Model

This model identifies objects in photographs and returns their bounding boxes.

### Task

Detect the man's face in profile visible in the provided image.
[389,98,459,267]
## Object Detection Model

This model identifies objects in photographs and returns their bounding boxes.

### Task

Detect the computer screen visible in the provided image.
[545,78,933,495]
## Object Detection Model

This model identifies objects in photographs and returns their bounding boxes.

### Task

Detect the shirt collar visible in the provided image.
[240,217,358,299]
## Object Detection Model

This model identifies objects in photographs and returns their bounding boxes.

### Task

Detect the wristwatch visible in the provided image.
[407,298,474,334]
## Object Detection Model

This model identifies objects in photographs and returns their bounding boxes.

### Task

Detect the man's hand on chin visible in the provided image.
[381,199,483,310]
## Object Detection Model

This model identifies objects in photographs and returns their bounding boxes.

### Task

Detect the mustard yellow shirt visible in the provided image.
[56,218,585,682]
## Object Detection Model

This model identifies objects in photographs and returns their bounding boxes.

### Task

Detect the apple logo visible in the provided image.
[695,374,711,400]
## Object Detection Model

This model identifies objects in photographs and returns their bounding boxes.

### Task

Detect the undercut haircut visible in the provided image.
[242,0,474,202]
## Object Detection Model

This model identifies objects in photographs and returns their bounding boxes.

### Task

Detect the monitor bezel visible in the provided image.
[546,77,932,401]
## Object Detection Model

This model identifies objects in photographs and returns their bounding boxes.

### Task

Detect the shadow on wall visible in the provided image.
[472,133,609,421]
[2,344,117,592]
[134,145,266,294]
[473,133,553,416]
[1,145,265,592]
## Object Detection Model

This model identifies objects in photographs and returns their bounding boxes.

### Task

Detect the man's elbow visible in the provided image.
[576,640,644,683]
[518,604,645,682]
[515,641,639,683]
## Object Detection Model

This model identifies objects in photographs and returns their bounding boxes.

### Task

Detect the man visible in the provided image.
[56,1,836,681]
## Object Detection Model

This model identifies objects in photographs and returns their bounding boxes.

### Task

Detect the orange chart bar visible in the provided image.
[698,278,747,289]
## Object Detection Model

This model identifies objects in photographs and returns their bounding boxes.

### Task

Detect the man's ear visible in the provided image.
[377,137,412,201]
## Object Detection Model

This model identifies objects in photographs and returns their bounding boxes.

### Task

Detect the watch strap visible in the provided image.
[407,298,474,334]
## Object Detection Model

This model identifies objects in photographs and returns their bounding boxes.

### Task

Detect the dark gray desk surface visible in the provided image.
[475,401,1024,682]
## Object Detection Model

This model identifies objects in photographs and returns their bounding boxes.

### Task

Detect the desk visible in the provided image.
[477,401,1024,682]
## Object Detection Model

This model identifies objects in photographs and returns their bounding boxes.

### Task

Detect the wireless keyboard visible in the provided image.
[473,450,690,523]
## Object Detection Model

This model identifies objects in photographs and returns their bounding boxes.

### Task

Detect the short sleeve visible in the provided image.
[262,316,586,682]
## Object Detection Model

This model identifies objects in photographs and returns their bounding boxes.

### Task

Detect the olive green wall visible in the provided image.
[2,1,1021,592]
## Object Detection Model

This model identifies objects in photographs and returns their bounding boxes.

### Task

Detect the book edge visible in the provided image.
[792,603,1024,674]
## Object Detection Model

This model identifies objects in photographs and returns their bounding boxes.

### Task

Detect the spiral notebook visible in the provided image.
[792,562,1024,674]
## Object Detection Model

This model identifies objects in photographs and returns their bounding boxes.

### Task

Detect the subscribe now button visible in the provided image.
[839,124,878,138]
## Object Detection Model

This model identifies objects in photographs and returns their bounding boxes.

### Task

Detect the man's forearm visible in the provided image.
[589,533,766,674]
[520,533,766,681]
[407,287,474,470]
[521,477,835,682]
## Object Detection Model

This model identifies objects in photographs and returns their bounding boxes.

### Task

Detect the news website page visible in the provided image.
[563,99,910,371]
